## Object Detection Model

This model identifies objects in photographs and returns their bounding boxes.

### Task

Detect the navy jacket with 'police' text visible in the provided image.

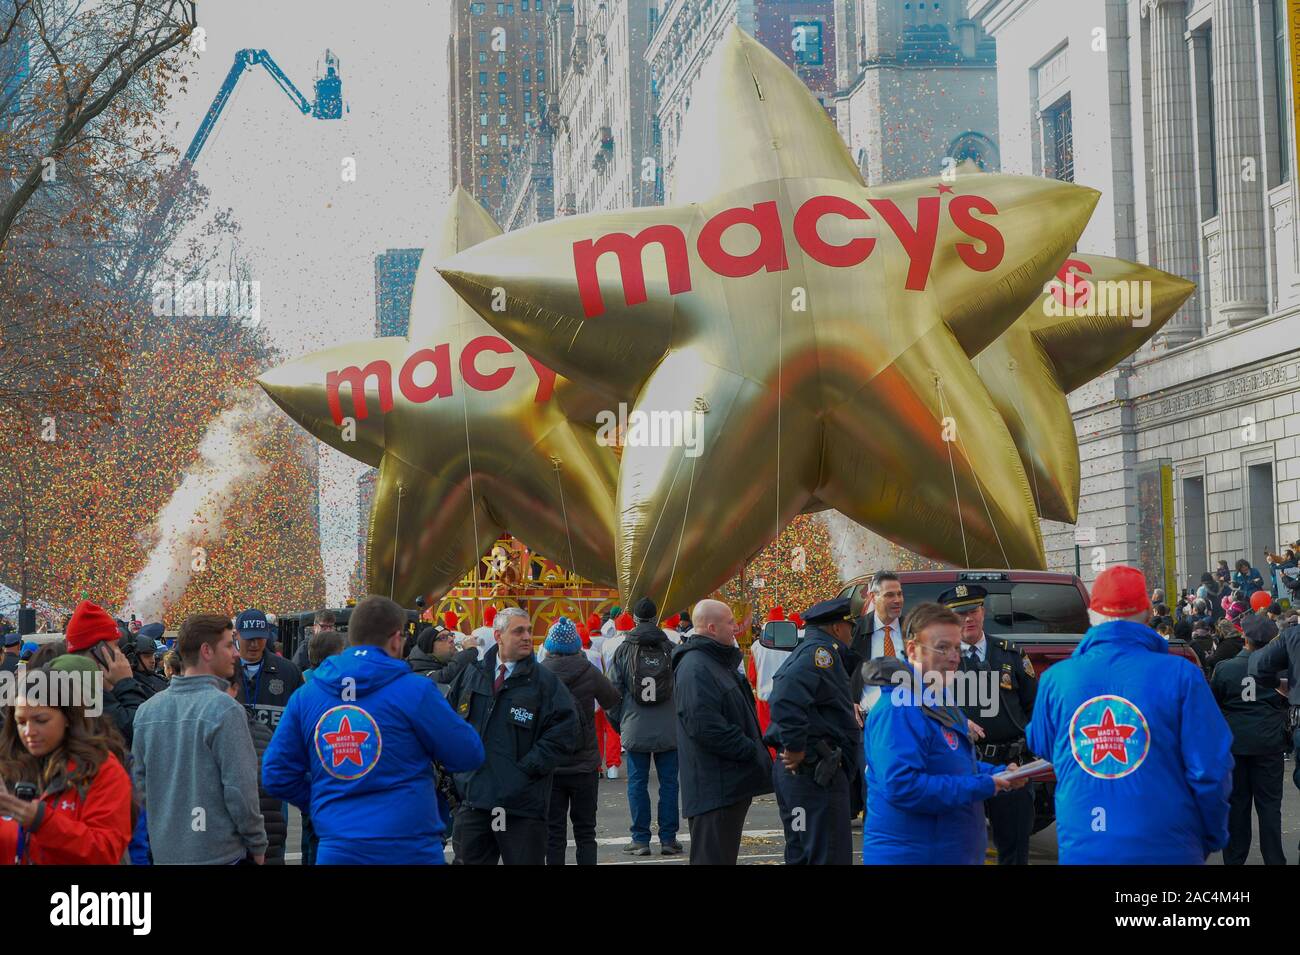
[1026,620,1233,865]
[262,645,484,864]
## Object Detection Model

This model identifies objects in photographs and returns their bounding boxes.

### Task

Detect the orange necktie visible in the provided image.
[882,624,895,659]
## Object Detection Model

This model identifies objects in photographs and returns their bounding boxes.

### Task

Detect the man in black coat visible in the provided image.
[447,607,579,865]
[1211,615,1289,864]
[408,625,477,683]
[671,598,772,865]
[845,571,906,818]
[131,631,170,697]
[231,608,304,732]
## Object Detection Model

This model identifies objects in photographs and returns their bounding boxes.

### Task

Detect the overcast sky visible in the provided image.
[167,1,453,602]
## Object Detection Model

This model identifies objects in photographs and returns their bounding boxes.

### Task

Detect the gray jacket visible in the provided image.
[131,673,268,864]
[1250,623,1300,705]
[608,623,678,753]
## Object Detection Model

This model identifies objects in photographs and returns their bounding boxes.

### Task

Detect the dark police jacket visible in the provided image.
[671,635,772,817]
[1212,649,1290,755]
[765,626,860,775]
[232,653,304,732]
[958,635,1036,745]
[447,646,579,820]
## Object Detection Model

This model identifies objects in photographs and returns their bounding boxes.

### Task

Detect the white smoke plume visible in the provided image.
[123,388,271,623]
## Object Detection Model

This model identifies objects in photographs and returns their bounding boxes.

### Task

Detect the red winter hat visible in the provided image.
[577,624,591,647]
[1088,566,1151,617]
[766,606,786,622]
[790,612,804,629]
[443,611,459,630]
[483,606,497,626]
[65,600,121,653]
[663,613,681,629]
[615,611,635,631]
[587,613,602,632]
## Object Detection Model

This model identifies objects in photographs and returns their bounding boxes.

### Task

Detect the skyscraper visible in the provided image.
[373,248,422,338]
[448,0,553,211]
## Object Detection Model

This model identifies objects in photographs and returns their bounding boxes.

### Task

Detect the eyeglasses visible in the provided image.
[914,642,961,656]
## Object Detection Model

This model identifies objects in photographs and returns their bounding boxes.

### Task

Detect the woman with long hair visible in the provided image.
[0,657,135,864]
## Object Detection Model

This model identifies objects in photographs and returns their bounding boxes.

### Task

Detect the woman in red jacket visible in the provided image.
[0,663,134,864]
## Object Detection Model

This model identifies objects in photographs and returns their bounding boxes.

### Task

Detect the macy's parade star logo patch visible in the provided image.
[1068,695,1150,779]
[313,705,382,780]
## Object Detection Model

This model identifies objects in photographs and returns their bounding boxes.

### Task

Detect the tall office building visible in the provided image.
[647,0,838,193]
[448,0,554,212]
[373,248,422,338]
[355,467,379,594]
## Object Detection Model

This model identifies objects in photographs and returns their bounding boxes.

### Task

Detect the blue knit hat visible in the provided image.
[544,616,581,655]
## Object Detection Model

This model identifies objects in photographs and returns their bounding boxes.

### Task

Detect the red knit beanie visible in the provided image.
[65,600,121,654]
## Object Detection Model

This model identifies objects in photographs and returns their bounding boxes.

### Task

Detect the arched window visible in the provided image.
[944,131,998,172]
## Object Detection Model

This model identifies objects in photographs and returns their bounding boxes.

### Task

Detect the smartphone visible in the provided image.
[13,782,37,801]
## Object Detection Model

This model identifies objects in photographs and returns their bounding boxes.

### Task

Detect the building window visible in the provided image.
[537,68,545,83]
[501,176,508,191]
[478,51,487,63]
[479,91,488,105]
[522,0,529,8]
[523,90,532,106]
[499,91,508,105]
[496,2,504,13]
[498,71,508,85]
[478,31,486,45]
[480,113,488,126]
[523,68,531,83]
[947,131,997,172]
[523,28,530,41]
[499,112,507,125]
[1196,26,1218,215]
[481,174,488,189]
[522,52,531,62]
[537,0,543,11]
[524,111,532,125]
[506,3,514,12]
[1042,94,1073,182]
[479,71,487,85]
[480,134,488,146]
[538,46,545,63]
[791,21,823,66]
[1275,0,1290,184]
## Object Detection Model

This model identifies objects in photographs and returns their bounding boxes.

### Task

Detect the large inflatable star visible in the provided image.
[974,254,1194,524]
[258,188,619,605]
[437,26,1104,610]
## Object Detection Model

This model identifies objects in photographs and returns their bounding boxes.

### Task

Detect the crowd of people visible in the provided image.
[0,557,1296,867]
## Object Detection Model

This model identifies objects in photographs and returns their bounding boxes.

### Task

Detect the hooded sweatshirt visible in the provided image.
[1026,620,1233,864]
[262,644,485,864]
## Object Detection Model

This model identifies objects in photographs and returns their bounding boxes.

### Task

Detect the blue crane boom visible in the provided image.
[184,48,341,162]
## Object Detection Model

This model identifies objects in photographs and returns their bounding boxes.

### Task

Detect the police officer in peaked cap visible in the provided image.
[940,584,1038,865]
[764,596,861,865]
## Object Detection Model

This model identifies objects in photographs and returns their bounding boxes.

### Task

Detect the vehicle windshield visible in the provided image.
[846,580,1090,635]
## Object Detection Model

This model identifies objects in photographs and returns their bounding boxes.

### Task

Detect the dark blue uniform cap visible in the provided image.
[801,596,854,626]
[937,584,988,612]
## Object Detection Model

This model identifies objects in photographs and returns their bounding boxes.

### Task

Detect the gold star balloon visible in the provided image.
[437,26,1104,612]
[973,253,1195,524]
[258,187,619,605]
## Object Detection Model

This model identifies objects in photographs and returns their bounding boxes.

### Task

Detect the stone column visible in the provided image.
[1143,0,1202,344]
[1211,0,1269,325]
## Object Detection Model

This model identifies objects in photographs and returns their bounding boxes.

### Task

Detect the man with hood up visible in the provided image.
[262,595,485,865]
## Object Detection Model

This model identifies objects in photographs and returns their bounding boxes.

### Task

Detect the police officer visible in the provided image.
[764,596,861,865]
[939,584,1037,865]
[232,608,304,731]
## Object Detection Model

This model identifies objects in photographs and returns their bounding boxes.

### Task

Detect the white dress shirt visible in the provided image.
[871,616,905,661]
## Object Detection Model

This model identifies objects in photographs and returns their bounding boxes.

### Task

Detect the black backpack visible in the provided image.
[629,642,673,706]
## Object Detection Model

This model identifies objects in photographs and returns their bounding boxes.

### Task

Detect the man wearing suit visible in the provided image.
[942,584,1038,865]
[845,571,906,819]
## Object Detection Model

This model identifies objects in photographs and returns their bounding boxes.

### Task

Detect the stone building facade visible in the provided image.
[972,0,1300,592]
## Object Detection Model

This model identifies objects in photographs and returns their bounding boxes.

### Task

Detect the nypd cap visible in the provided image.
[937,584,987,613]
[801,596,854,626]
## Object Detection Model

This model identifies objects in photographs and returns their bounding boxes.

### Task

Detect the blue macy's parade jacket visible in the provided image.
[262,645,484,864]
[1027,620,1233,865]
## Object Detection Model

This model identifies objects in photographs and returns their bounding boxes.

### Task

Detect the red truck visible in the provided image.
[834,568,1203,834]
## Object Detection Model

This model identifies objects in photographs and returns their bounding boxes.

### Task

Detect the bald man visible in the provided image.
[671,599,773,864]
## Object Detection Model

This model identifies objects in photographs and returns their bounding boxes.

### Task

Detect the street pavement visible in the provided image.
[283,756,1300,865]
